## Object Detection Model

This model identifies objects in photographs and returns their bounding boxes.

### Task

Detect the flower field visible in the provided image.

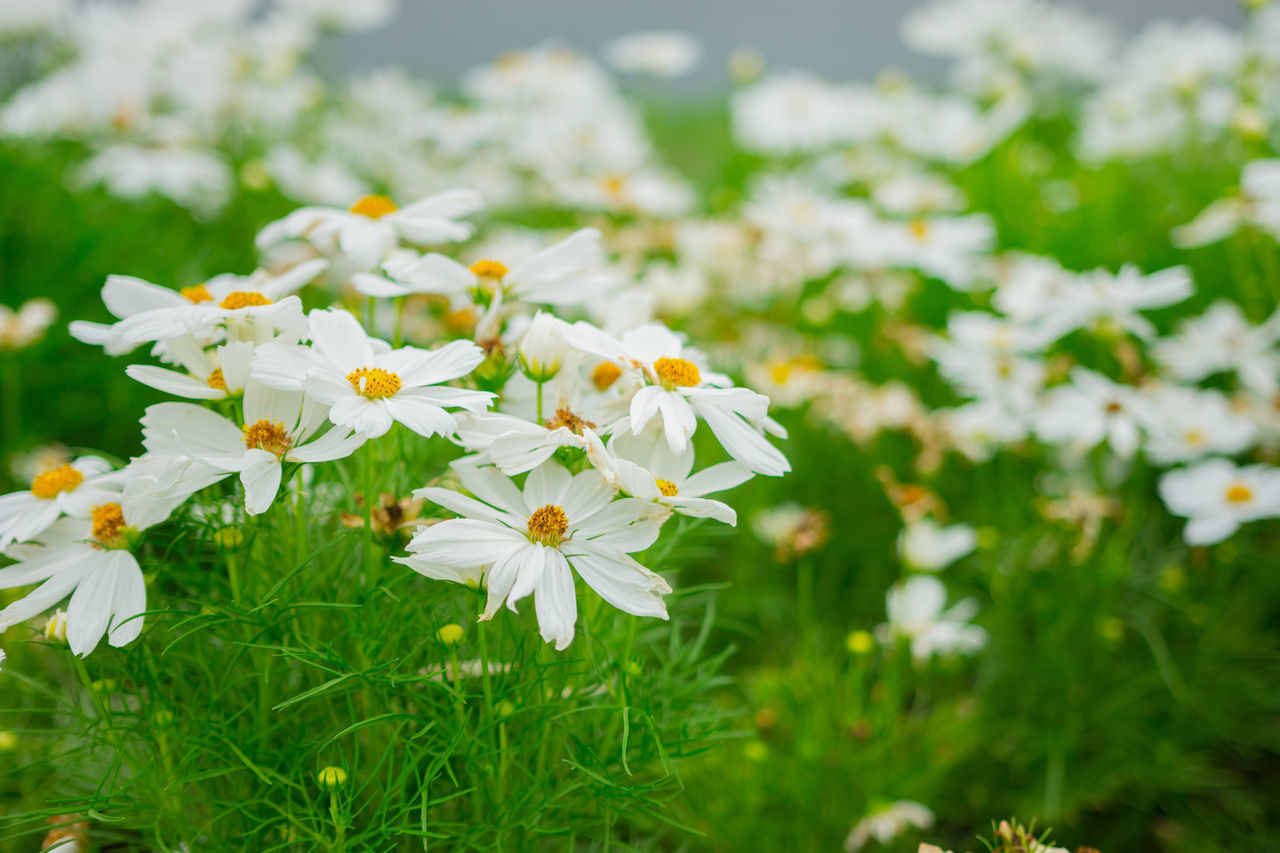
[1,1,1278,851]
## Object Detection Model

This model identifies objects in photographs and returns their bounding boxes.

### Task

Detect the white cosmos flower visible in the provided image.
[565,321,791,477]
[256,189,483,274]
[0,457,123,549]
[251,308,492,439]
[898,518,977,571]
[398,461,671,650]
[0,298,56,349]
[1034,368,1143,459]
[125,338,256,400]
[140,380,366,515]
[587,430,751,526]
[1136,384,1256,465]
[454,410,605,475]
[0,508,148,656]
[1151,301,1280,395]
[875,575,987,662]
[1036,264,1193,343]
[355,227,610,308]
[1158,458,1280,545]
[844,800,935,853]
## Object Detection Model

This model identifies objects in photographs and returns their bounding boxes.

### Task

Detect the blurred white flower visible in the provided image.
[845,800,935,852]
[0,298,56,349]
[898,518,977,571]
[605,31,701,78]
[876,575,987,662]
[1158,458,1280,545]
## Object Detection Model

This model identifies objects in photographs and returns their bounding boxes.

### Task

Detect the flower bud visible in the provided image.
[44,610,68,643]
[437,624,465,646]
[845,630,875,655]
[0,731,17,751]
[517,312,567,383]
[317,766,348,791]
[213,527,245,550]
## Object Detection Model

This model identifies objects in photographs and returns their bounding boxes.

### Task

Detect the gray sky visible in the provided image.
[337,0,1247,92]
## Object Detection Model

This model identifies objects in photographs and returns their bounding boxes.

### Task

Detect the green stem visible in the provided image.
[1,354,21,450]
[393,296,406,348]
[535,380,545,425]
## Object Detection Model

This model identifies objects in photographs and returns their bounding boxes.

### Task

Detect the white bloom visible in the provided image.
[875,575,987,662]
[1035,368,1143,459]
[844,801,935,852]
[75,143,234,219]
[605,31,701,77]
[0,299,56,349]
[898,518,977,571]
[517,311,570,382]
[140,380,366,515]
[126,338,256,400]
[0,457,122,549]
[252,308,492,439]
[1037,264,1193,343]
[0,508,148,656]
[1136,385,1256,465]
[399,462,671,650]
[1158,458,1280,545]
[731,71,872,154]
[1151,301,1280,394]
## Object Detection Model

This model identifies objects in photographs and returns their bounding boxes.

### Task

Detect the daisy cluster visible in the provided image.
[0,190,788,656]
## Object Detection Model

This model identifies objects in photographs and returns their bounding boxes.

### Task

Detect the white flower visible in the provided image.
[898,518,977,571]
[1136,385,1256,465]
[1158,458,1280,545]
[0,298,56,349]
[875,575,987,662]
[1034,368,1143,459]
[565,321,791,476]
[140,380,366,515]
[517,311,570,382]
[126,339,256,400]
[844,800,935,852]
[75,143,234,219]
[398,461,671,650]
[0,457,123,549]
[605,31,701,77]
[0,508,148,656]
[1151,301,1280,395]
[257,189,483,274]
[251,308,492,439]
[1036,264,1193,343]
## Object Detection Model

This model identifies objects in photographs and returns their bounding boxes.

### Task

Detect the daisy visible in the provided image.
[897,518,977,571]
[875,575,987,662]
[844,801,935,853]
[355,227,610,309]
[565,321,791,476]
[397,461,671,650]
[1034,368,1143,459]
[1135,384,1256,465]
[0,298,56,349]
[1158,458,1280,545]
[0,507,148,656]
[251,308,493,439]
[125,338,256,400]
[0,456,123,549]
[140,380,366,515]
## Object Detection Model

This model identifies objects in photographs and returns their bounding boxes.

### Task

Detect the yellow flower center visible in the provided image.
[655,479,679,497]
[527,504,569,547]
[1183,429,1205,447]
[601,173,627,195]
[1225,483,1253,504]
[242,419,293,457]
[545,407,595,436]
[31,464,84,500]
[908,219,930,241]
[90,503,128,548]
[180,284,213,303]
[592,362,623,391]
[653,357,701,388]
[346,367,402,399]
[206,368,227,391]
[219,291,273,310]
[348,194,398,219]
[469,259,509,280]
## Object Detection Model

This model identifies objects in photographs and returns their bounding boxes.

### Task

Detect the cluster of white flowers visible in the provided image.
[0,189,788,656]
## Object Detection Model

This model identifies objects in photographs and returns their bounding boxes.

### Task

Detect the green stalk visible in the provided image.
[1,354,21,449]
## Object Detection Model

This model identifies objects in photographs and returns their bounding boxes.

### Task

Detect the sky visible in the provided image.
[336,0,1247,92]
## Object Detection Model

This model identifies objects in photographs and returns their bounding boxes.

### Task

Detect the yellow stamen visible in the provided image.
[90,503,127,548]
[207,368,227,391]
[527,504,568,547]
[592,362,623,391]
[653,357,701,388]
[908,219,930,241]
[348,194,398,219]
[601,173,627,195]
[180,284,213,303]
[346,367,402,399]
[655,479,679,497]
[242,419,293,457]
[545,407,595,436]
[31,464,84,500]
[1225,483,1253,504]
[1183,429,1205,447]
[219,291,272,310]
[469,259,509,280]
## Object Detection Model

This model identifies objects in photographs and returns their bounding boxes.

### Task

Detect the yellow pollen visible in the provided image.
[31,464,84,500]
[601,173,627,195]
[346,367,402,399]
[469,259,509,280]
[592,362,623,391]
[546,407,595,435]
[656,479,679,497]
[1184,429,1205,447]
[219,291,272,310]
[90,503,127,547]
[180,284,213,303]
[1225,483,1253,504]
[908,219,931,241]
[654,357,701,388]
[1105,400,1124,413]
[242,419,293,457]
[348,194,398,219]
[527,504,569,546]
[206,369,227,391]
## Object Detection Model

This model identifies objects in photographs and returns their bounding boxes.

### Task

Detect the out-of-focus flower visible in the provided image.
[605,31,701,78]
[898,518,977,571]
[0,299,56,349]
[752,503,830,562]
[1158,458,1280,545]
[875,575,987,662]
[844,800,935,852]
